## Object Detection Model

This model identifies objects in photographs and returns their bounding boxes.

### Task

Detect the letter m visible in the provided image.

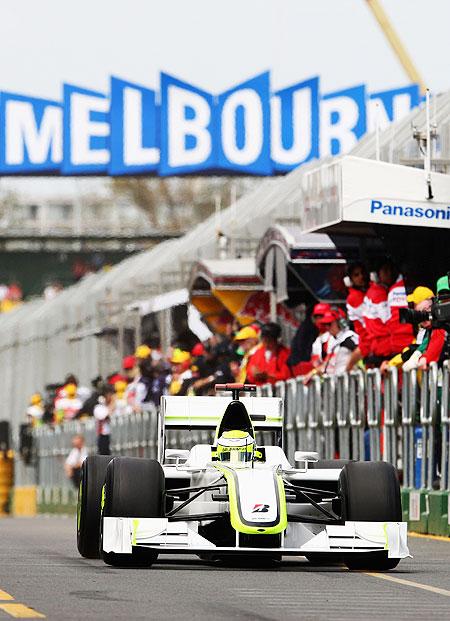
[5,99,62,166]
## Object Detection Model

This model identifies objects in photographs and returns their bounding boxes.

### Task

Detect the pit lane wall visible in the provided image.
[10,363,450,536]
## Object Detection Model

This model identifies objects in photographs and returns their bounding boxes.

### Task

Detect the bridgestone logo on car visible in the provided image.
[252,504,270,513]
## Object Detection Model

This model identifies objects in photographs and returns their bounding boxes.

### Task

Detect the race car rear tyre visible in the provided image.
[77,455,114,559]
[339,461,402,571]
[101,457,165,567]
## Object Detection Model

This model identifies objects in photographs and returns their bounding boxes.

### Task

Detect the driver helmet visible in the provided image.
[216,430,255,465]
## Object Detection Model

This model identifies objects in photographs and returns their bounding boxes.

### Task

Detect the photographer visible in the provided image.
[380,286,434,373]
[417,275,450,370]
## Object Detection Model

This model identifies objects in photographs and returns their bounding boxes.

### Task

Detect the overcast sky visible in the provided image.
[0,0,448,98]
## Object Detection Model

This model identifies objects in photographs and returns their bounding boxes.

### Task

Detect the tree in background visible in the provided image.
[110,177,258,232]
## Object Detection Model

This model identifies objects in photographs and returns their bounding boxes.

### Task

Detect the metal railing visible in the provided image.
[22,361,450,509]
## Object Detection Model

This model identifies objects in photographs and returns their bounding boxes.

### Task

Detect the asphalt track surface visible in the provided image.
[1,517,450,620]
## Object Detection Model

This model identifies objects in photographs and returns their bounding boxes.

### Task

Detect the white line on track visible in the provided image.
[365,572,450,597]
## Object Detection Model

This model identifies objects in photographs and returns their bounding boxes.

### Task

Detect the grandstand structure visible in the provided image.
[1,94,450,426]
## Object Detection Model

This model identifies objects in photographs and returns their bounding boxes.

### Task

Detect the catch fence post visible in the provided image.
[441,361,450,493]
[284,379,297,463]
[336,373,350,460]
[295,377,309,452]
[309,375,321,454]
[409,363,439,534]
[420,363,438,491]
[367,368,382,461]
[349,369,365,460]
[322,375,336,460]
[427,360,450,536]
[384,366,399,466]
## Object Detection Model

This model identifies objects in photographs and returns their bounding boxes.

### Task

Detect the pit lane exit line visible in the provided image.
[0,589,45,618]
[365,573,450,597]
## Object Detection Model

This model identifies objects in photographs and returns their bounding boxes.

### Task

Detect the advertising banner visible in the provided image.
[0,74,420,176]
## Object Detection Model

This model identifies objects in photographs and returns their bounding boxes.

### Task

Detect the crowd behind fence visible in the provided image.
[27,361,450,507]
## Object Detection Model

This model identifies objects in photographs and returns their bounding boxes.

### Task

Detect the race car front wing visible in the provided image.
[103,517,410,559]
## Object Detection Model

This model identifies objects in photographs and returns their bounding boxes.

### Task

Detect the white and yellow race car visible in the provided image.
[77,384,409,570]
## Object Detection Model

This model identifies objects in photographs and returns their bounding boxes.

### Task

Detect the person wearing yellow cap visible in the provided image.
[234,325,260,384]
[114,379,128,416]
[135,344,152,360]
[54,383,82,423]
[168,348,193,395]
[380,286,434,373]
[26,393,44,428]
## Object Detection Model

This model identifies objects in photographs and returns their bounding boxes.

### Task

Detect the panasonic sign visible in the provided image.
[370,200,450,221]
[0,75,420,176]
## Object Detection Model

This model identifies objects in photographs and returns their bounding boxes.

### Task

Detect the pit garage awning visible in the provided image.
[126,288,189,316]
[255,224,382,306]
[189,258,267,331]
[298,156,450,236]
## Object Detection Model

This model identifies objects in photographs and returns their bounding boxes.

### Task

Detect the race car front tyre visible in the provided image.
[77,455,114,559]
[101,457,165,567]
[339,461,402,571]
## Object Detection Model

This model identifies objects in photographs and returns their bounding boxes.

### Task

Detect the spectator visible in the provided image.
[302,311,359,382]
[43,281,63,301]
[78,376,103,418]
[26,393,44,428]
[168,349,193,395]
[122,355,137,382]
[288,303,331,375]
[363,260,413,367]
[380,286,434,373]
[418,275,450,370]
[308,303,336,371]
[114,379,128,416]
[54,383,82,423]
[320,311,360,375]
[134,358,156,410]
[64,435,87,488]
[345,262,370,358]
[94,386,116,455]
[64,373,91,402]
[135,344,152,361]
[246,322,291,385]
[233,326,260,383]
[148,361,169,405]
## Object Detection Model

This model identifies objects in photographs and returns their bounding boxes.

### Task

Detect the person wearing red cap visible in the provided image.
[122,355,136,373]
[191,343,205,357]
[309,303,336,369]
[303,311,360,382]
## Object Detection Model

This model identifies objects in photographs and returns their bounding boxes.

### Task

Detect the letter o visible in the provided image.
[221,89,263,166]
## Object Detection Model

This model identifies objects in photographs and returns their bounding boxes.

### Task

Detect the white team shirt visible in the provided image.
[54,396,82,420]
[311,332,336,364]
[324,329,359,375]
[65,446,88,468]
[94,403,111,435]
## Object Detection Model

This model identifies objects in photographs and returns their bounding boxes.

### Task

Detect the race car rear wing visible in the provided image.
[160,395,283,431]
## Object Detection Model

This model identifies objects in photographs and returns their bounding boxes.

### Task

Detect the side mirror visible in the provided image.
[165,449,189,462]
[294,450,319,462]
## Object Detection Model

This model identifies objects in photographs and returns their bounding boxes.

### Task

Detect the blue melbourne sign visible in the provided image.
[0,75,419,176]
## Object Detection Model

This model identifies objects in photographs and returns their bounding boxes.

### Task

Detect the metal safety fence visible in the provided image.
[22,362,450,522]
